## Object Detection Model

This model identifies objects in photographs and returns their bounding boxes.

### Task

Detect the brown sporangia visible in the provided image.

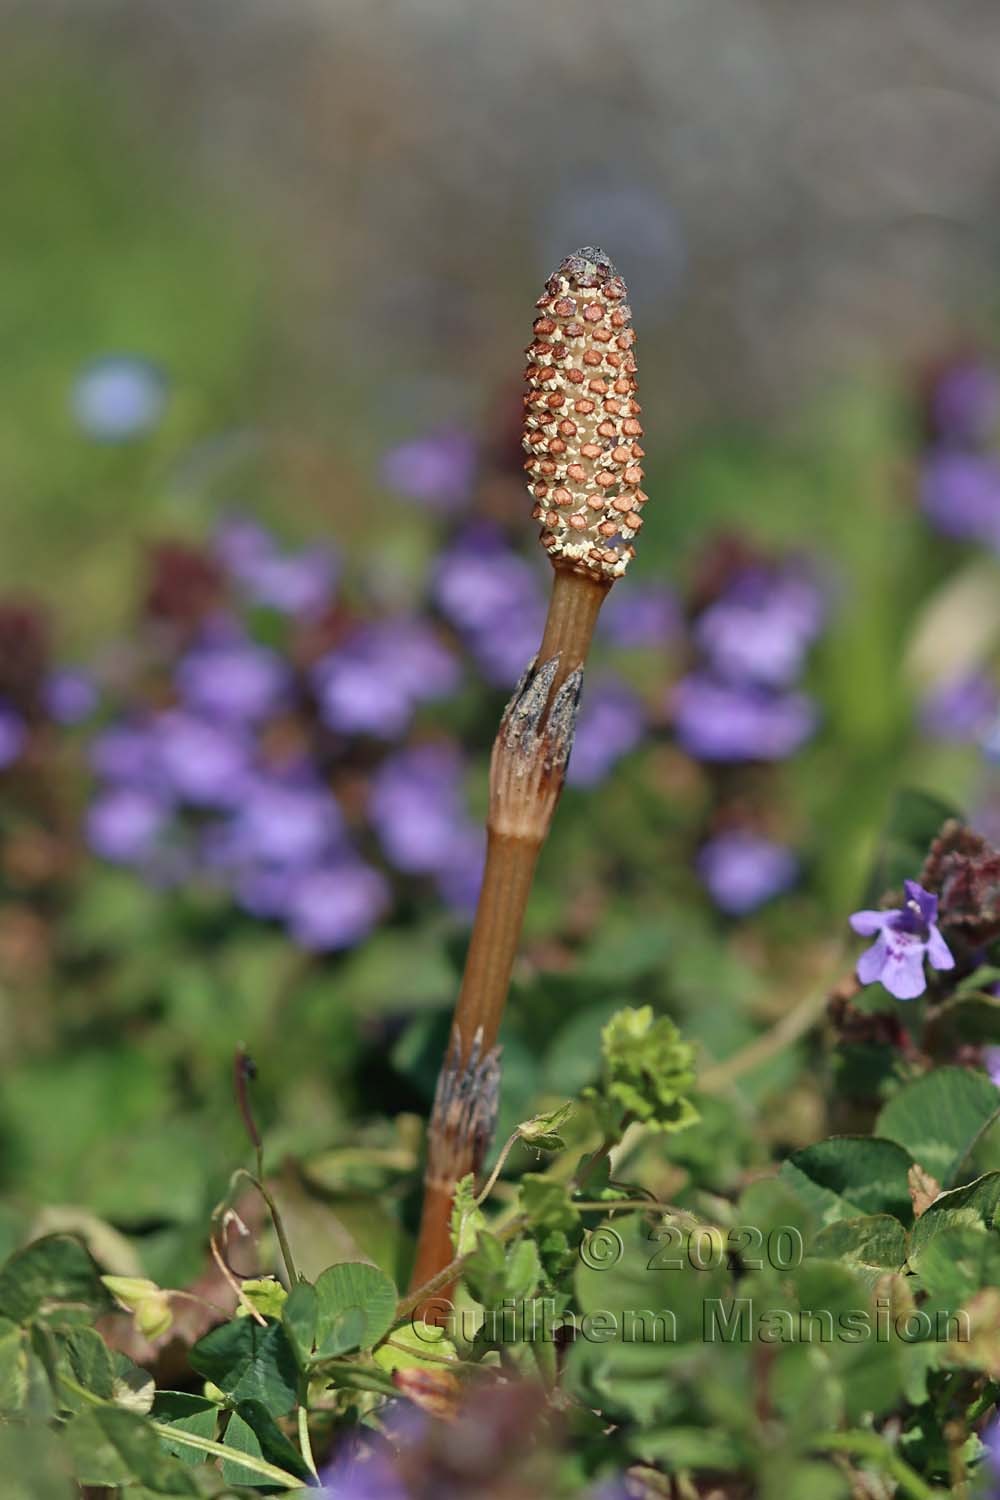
[523,247,644,582]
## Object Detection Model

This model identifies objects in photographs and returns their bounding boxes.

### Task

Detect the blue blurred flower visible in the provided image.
[432,527,549,685]
[694,568,824,687]
[284,859,389,951]
[229,774,344,868]
[600,583,680,649]
[919,670,998,742]
[176,639,289,723]
[370,744,469,874]
[86,787,169,865]
[43,669,98,725]
[313,619,460,738]
[89,722,162,786]
[697,831,798,915]
[567,680,647,788]
[213,515,337,616]
[929,359,1000,448]
[919,449,1000,547]
[850,880,954,1001]
[983,1046,1000,1089]
[368,744,484,910]
[241,547,337,617]
[433,527,544,636]
[0,701,27,769]
[381,426,478,512]
[156,711,252,807]
[672,673,816,762]
[70,356,167,442]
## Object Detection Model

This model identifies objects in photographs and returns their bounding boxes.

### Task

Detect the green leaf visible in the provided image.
[282,1280,318,1367]
[876,1067,1000,1186]
[863,789,959,905]
[908,1223,1000,1303]
[188,1318,299,1416]
[312,1262,397,1356]
[373,1321,457,1373]
[65,1407,200,1493]
[221,1399,312,1487]
[450,1173,484,1257]
[151,1392,220,1468]
[0,1234,109,1324]
[65,1326,115,1401]
[780,1138,914,1227]
[0,1317,50,1419]
[237,1278,288,1322]
[811,1215,908,1289]
[909,1171,1000,1257]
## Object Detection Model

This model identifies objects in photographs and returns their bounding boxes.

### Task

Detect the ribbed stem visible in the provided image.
[450,831,542,1060]
[409,565,609,1297]
[537,566,610,695]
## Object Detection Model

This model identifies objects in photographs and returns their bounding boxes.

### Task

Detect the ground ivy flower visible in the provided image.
[694,566,824,687]
[43,668,98,725]
[928,358,1000,447]
[70,355,167,441]
[380,426,478,512]
[566,679,646,787]
[86,787,170,865]
[697,831,798,916]
[0,701,27,770]
[176,638,289,723]
[850,880,955,1000]
[284,859,389,951]
[672,672,816,762]
[919,669,998,742]
[919,449,1000,547]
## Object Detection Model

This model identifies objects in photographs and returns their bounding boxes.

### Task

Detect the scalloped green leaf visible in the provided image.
[876,1067,1000,1186]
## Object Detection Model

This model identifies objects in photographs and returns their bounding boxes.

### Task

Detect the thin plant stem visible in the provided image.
[814,1430,943,1500]
[297,1398,318,1480]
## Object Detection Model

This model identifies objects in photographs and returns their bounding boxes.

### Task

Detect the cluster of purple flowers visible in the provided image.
[671,558,824,914]
[83,518,487,950]
[919,357,1000,548]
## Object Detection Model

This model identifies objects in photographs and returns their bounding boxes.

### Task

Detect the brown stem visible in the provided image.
[409,565,608,1295]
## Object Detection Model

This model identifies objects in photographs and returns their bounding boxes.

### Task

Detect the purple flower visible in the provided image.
[919,450,1000,547]
[176,640,288,723]
[230,775,343,867]
[435,825,486,915]
[983,1047,1000,1089]
[919,670,998,742]
[381,427,478,512]
[86,787,169,865]
[694,568,824,687]
[241,548,337,617]
[71,355,166,442]
[672,673,816,762]
[433,529,543,636]
[213,516,337,616]
[89,723,162,786]
[929,360,1000,448]
[369,745,468,874]
[156,711,251,808]
[600,583,680,648]
[213,516,275,575]
[566,681,647,788]
[284,859,389,951]
[43,669,98,725]
[313,619,459,738]
[471,598,549,688]
[697,832,798,916]
[0,702,27,770]
[850,880,955,1001]
[318,1448,410,1500]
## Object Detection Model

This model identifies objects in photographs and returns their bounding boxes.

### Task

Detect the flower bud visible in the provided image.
[523,247,644,582]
